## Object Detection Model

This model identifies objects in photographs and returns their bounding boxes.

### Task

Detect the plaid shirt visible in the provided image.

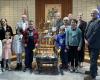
[23,28,39,47]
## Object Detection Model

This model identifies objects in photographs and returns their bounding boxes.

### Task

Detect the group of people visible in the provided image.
[53,9,100,80]
[0,8,100,80]
[0,15,38,73]
[54,13,86,72]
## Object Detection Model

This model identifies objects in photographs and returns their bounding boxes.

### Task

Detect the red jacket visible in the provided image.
[23,28,39,47]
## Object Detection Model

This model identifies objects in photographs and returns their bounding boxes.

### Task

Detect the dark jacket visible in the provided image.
[0,25,13,40]
[78,20,87,47]
[23,28,39,47]
[85,18,100,49]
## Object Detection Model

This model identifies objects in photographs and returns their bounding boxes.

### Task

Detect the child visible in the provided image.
[0,40,2,71]
[2,31,12,70]
[23,20,38,73]
[12,28,24,70]
[66,19,82,72]
[56,26,68,69]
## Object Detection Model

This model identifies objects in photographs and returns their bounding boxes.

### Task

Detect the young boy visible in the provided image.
[23,20,38,73]
[56,26,68,69]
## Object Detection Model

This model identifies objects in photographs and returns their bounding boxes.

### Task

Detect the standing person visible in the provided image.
[61,17,70,68]
[84,9,100,80]
[0,18,13,71]
[2,32,12,71]
[56,27,68,69]
[68,13,73,25]
[12,28,24,70]
[77,13,87,67]
[0,40,2,71]
[55,12,63,34]
[23,20,38,73]
[16,14,28,32]
[66,19,82,72]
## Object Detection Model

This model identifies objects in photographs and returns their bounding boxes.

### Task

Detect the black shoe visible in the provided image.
[85,71,90,74]
[1,68,4,72]
[29,69,33,73]
[23,67,27,72]
[19,63,22,70]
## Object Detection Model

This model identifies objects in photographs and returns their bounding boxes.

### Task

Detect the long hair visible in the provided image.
[0,18,8,26]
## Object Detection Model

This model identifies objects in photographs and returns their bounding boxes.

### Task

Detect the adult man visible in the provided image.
[16,14,28,31]
[55,12,63,34]
[68,13,73,25]
[77,13,87,67]
[84,9,100,80]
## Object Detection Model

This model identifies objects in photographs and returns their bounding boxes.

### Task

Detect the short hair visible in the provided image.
[91,9,99,14]
[21,14,27,18]
[63,17,69,21]
[71,19,78,24]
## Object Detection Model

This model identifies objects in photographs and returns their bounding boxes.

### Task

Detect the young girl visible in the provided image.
[12,28,24,70]
[2,31,12,70]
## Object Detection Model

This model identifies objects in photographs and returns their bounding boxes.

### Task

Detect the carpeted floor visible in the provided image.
[0,62,100,80]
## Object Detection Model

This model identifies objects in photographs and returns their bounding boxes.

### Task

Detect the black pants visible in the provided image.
[60,48,68,66]
[1,59,10,68]
[78,45,85,63]
[69,46,79,68]
[1,59,4,68]
[25,47,33,69]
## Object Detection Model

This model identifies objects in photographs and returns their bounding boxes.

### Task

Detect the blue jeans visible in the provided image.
[60,47,68,66]
[89,48,100,78]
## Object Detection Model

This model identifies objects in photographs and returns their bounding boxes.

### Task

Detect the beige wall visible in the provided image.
[0,0,35,33]
[73,0,100,21]
[0,0,100,33]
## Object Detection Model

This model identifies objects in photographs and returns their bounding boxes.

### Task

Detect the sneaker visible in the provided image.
[23,67,27,72]
[70,67,74,72]
[29,69,33,73]
[1,68,5,72]
[84,75,96,80]
[75,68,79,73]
[8,67,12,71]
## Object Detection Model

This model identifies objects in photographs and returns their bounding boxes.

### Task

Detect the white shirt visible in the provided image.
[13,34,24,54]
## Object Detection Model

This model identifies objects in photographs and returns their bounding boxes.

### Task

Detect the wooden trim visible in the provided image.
[35,0,72,32]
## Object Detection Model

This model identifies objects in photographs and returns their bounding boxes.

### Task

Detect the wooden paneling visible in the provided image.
[35,0,72,32]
